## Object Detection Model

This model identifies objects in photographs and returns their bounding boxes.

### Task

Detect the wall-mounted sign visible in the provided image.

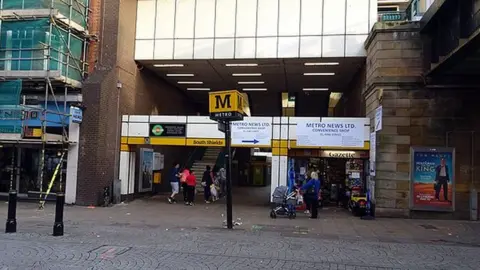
[296,120,365,148]
[320,150,368,159]
[375,106,382,132]
[70,106,83,123]
[231,119,272,147]
[410,147,455,212]
[186,138,225,147]
[149,123,186,137]
[369,132,376,176]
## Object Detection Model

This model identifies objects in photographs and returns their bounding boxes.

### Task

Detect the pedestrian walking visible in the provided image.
[202,165,213,203]
[168,163,181,204]
[180,168,190,202]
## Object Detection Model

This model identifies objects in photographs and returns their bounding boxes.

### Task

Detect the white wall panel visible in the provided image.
[187,116,217,124]
[194,39,214,59]
[214,38,235,58]
[278,156,288,186]
[195,0,215,38]
[323,0,346,35]
[154,39,174,59]
[174,39,194,59]
[129,115,149,122]
[121,122,129,136]
[301,0,323,35]
[134,40,154,59]
[215,0,236,38]
[128,122,149,137]
[187,123,224,138]
[135,0,376,60]
[270,156,280,201]
[346,35,368,57]
[175,0,195,38]
[155,0,175,38]
[135,0,155,39]
[300,36,322,57]
[346,0,370,34]
[119,151,130,195]
[322,35,345,57]
[150,115,187,123]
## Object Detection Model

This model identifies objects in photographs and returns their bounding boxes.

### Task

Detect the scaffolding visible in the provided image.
[0,0,89,204]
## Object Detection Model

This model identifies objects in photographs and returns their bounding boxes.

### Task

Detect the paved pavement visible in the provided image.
[0,189,479,269]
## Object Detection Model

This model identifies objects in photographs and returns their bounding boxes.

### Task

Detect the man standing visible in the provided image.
[435,158,450,202]
[202,165,213,203]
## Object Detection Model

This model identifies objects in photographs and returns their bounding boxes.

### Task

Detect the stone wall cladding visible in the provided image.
[365,22,480,219]
[77,0,194,205]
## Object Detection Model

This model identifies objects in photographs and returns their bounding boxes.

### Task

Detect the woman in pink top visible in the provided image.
[180,168,190,202]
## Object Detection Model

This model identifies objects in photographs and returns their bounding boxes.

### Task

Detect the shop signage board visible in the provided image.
[320,150,368,159]
[410,146,455,212]
[149,123,186,137]
[375,106,382,132]
[231,119,272,147]
[296,120,364,148]
[70,106,83,123]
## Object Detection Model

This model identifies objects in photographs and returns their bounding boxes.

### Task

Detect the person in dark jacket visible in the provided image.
[202,165,213,203]
[168,163,180,204]
[300,171,321,219]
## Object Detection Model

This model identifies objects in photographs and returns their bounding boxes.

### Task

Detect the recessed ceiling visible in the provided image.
[137,58,365,115]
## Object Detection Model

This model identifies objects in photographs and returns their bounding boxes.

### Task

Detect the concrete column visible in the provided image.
[65,118,80,204]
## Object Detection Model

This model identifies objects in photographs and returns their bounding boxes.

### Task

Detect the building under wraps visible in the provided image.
[0,0,88,203]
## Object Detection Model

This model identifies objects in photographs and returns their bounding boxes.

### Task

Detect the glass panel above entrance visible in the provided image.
[135,0,378,60]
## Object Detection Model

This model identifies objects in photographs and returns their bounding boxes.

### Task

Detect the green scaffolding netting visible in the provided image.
[0,19,85,81]
[1,0,89,28]
[0,80,23,134]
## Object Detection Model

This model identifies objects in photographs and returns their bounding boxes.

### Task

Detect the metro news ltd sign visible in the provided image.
[208,90,246,121]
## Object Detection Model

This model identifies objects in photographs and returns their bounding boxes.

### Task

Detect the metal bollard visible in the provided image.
[53,192,65,236]
[5,190,17,233]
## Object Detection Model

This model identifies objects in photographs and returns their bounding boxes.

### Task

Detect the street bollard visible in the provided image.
[53,192,65,236]
[5,190,17,233]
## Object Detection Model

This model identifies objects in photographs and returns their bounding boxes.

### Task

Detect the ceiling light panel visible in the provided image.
[226,63,258,67]
[232,73,262,76]
[303,73,335,76]
[238,81,264,84]
[243,88,267,91]
[303,88,329,91]
[178,81,203,84]
[187,88,210,91]
[166,74,194,77]
[154,64,184,67]
[304,62,339,66]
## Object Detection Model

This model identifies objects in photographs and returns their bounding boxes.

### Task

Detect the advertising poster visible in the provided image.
[410,147,455,212]
[296,120,365,148]
[138,148,153,192]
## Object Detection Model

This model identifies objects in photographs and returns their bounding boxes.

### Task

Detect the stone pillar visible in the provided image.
[364,22,480,219]
[364,22,424,217]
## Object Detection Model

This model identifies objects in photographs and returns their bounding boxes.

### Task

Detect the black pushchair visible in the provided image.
[270,186,297,219]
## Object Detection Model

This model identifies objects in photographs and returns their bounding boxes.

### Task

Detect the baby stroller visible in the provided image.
[270,186,297,219]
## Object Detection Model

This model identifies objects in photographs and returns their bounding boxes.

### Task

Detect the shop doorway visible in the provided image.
[288,149,369,212]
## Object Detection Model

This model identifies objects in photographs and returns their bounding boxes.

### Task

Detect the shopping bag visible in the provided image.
[210,184,218,198]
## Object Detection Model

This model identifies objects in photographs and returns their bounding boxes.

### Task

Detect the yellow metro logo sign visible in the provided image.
[209,90,249,120]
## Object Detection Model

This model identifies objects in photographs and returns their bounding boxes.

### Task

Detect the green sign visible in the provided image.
[151,124,164,136]
[381,13,403,22]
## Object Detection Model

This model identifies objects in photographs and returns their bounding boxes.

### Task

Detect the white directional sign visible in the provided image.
[231,119,272,147]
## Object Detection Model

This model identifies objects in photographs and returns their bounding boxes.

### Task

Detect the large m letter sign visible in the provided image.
[215,94,231,109]
[209,90,249,121]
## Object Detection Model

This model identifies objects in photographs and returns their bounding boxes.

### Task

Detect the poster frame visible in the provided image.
[409,146,456,212]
